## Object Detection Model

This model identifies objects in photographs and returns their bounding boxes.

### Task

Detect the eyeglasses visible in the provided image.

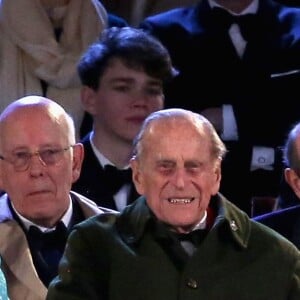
[0,145,75,172]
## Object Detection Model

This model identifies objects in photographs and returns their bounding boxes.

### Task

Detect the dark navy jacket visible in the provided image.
[254,204,300,249]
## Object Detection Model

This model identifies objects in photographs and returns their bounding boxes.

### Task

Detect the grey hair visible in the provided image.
[132,108,227,160]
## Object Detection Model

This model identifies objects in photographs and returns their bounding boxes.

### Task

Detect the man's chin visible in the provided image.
[29,211,57,227]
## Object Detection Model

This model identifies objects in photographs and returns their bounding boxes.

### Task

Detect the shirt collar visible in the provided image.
[192,210,207,231]
[90,131,113,168]
[90,131,130,169]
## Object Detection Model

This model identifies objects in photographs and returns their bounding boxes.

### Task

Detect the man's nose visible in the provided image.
[28,153,46,175]
[130,90,150,106]
[170,169,187,189]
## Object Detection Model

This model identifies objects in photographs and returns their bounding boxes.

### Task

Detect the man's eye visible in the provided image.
[13,152,30,160]
[186,167,200,174]
[42,149,59,157]
[145,88,162,96]
[158,164,174,174]
[161,165,172,170]
[113,85,130,92]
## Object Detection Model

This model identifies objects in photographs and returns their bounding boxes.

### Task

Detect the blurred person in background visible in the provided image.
[0,0,107,138]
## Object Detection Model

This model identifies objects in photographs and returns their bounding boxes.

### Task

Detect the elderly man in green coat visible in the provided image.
[47,109,300,299]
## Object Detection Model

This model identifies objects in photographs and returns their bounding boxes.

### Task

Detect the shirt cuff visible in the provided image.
[251,146,275,171]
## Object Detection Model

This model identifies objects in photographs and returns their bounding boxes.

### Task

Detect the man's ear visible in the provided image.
[285,168,300,199]
[72,143,84,183]
[81,86,97,115]
[211,160,222,195]
[130,158,144,195]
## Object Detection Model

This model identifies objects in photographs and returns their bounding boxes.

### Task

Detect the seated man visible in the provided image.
[72,26,176,211]
[0,96,114,300]
[254,121,300,249]
[48,108,300,299]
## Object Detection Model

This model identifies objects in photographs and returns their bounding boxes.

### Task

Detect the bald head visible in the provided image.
[0,96,76,149]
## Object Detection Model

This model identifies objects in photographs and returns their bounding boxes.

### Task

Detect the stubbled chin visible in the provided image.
[163,208,198,224]
[169,219,197,232]
[24,193,55,209]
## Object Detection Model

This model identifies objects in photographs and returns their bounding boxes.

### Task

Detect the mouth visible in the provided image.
[126,116,146,123]
[168,198,195,204]
[28,190,50,196]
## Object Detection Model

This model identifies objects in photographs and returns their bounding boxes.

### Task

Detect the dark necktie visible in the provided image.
[150,219,208,270]
[176,229,208,247]
[27,221,68,250]
[151,219,207,247]
[103,165,132,195]
[211,7,258,42]
[27,221,68,286]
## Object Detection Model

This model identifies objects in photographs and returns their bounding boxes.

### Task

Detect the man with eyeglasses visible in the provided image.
[0,95,115,300]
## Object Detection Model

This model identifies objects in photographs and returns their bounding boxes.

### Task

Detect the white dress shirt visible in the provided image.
[208,0,274,171]
[90,132,131,211]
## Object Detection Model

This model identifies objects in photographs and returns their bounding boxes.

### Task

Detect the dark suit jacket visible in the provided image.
[72,133,140,210]
[108,13,128,27]
[140,0,300,214]
[253,205,300,249]
[47,194,300,299]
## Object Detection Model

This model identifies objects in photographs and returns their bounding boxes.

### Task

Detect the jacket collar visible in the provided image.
[0,194,46,298]
[0,191,106,223]
[116,194,252,249]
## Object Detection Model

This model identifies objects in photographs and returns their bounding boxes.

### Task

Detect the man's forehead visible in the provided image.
[150,116,203,131]
[154,155,204,164]
[146,123,206,145]
[144,138,211,161]
[0,114,65,147]
[3,105,64,128]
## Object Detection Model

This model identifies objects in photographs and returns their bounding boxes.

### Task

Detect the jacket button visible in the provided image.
[186,278,198,289]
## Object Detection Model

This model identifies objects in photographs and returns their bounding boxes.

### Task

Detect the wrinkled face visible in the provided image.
[83,58,164,143]
[0,107,83,227]
[131,119,221,233]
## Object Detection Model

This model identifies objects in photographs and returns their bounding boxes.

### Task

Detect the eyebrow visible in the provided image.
[156,159,203,166]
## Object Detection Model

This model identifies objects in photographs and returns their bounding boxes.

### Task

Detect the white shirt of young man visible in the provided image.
[90,133,131,211]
